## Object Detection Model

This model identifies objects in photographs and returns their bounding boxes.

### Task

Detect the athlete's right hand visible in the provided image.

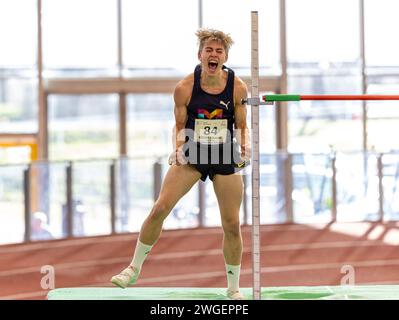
[168,148,187,166]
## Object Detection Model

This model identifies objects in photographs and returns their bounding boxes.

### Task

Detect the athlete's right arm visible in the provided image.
[169,80,190,165]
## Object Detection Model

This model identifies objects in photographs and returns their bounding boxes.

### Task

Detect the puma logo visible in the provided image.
[220,100,231,110]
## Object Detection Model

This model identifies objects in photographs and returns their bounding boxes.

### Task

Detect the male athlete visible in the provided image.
[111,28,250,300]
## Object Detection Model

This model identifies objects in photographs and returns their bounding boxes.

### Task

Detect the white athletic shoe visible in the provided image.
[110,265,140,288]
[227,289,245,300]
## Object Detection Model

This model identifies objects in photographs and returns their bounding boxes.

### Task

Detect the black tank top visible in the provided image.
[185,64,235,145]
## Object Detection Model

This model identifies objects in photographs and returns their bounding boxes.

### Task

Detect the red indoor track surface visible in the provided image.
[1,221,399,300]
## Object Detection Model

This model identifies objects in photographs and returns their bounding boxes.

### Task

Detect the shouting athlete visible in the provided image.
[111,28,250,300]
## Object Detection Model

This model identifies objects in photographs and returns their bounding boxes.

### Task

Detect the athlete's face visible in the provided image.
[198,39,228,75]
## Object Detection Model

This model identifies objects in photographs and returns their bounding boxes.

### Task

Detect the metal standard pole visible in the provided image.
[153,159,163,202]
[198,0,203,28]
[110,160,117,234]
[377,154,384,222]
[117,0,123,78]
[119,93,127,156]
[37,0,48,161]
[119,156,130,231]
[359,0,368,152]
[117,1,127,157]
[198,182,206,227]
[250,11,261,301]
[23,165,32,242]
[284,153,294,223]
[331,153,338,222]
[66,162,73,238]
[242,173,249,225]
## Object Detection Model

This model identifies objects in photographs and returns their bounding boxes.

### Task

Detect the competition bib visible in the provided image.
[194,119,228,144]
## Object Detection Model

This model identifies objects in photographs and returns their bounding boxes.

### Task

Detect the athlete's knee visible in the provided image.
[222,217,241,237]
[149,199,173,222]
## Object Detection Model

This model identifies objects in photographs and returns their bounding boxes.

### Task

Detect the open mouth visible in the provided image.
[208,61,218,72]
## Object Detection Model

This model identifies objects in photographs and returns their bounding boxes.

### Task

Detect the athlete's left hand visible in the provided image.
[168,148,187,166]
[241,143,251,161]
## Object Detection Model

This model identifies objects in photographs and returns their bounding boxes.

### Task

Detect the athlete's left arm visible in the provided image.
[234,78,251,160]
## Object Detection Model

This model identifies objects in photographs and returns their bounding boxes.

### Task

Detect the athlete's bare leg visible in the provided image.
[139,164,202,245]
[212,173,243,264]
[111,164,201,288]
[212,173,244,299]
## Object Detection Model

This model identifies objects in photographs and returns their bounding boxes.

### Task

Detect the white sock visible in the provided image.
[226,264,241,292]
[130,240,153,270]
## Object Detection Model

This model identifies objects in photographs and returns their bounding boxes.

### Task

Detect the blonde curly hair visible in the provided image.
[195,28,234,54]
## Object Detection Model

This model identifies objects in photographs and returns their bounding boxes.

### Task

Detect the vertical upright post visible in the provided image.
[276,0,288,150]
[242,172,249,225]
[37,0,48,162]
[198,183,206,227]
[331,153,337,222]
[359,0,368,152]
[198,0,203,28]
[251,11,261,301]
[110,160,117,234]
[153,159,163,202]
[119,93,127,156]
[66,162,73,238]
[23,165,31,242]
[284,153,294,223]
[118,0,127,159]
[377,154,384,222]
[119,156,130,231]
[37,0,50,220]
[359,0,369,196]
[117,0,123,78]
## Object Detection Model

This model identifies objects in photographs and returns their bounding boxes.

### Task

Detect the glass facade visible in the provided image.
[203,0,280,75]
[0,164,25,244]
[48,94,119,161]
[122,0,198,76]
[288,75,363,152]
[127,94,173,158]
[42,0,118,75]
[0,0,38,136]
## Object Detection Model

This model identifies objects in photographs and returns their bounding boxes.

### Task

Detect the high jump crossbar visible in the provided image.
[247,11,399,301]
[243,94,399,105]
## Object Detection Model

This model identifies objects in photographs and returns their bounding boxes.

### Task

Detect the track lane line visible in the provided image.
[0,222,365,253]
[1,240,399,277]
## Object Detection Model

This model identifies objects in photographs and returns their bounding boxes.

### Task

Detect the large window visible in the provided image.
[287,0,360,64]
[202,0,280,75]
[43,0,118,76]
[0,0,37,67]
[367,83,399,152]
[122,0,198,76]
[48,94,119,160]
[364,0,399,152]
[365,0,399,67]
[127,94,173,157]
[0,164,25,244]
[288,75,363,152]
[286,0,362,153]
[0,78,38,133]
[0,0,38,133]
